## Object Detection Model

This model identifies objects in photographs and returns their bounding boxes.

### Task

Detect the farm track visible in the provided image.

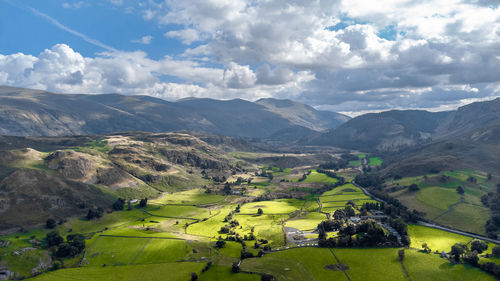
[327,248,352,281]
[317,199,330,219]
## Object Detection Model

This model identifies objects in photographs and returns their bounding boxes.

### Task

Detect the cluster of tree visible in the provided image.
[318,218,399,248]
[297,170,312,182]
[112,198,125,211]
[316,169,346,185]
[354,174,384,190]
[257,169,274,181]
[367,190,424,223]
[86,207,104,220]
[319,159,349,170]
[45,231,85,258]
[483,183,500,238]
[447,241,500,278]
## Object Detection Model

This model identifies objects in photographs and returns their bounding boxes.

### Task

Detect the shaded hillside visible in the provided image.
[0,86,347,138]
[0,132,239,232]
[309,110,451,151]
[256,98,350,131]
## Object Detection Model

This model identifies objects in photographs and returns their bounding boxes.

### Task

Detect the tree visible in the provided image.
[344,205,355,217]
[46,218,56,229]
[190,272,198,281]
[409,184,420,191]
[224,183,232,195]
[492,246,500,257]
[112,198,125,211]
[46,231,63,247]
[139,198,148,208]
[456,186,465,195]
[232,262,240,273]
[463,251,479,266]
[257,208,263,216]
[470,239,488,254]
[215,239,226,249]
[451,243,466,262]
[422,243,431,253]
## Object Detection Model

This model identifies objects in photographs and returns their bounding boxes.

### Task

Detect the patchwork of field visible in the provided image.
[6,156,497,281]
[241,247,496,281]
[302,169,338,184]
[319,183,376,212]
[385,170,492,234]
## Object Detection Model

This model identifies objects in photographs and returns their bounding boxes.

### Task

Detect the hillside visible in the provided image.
[0,132,237,232]
[309,110,451,151]
[256,98,350,131]
[0,86,348,138]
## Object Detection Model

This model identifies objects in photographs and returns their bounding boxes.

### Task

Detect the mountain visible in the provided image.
[0,86,349,138]
[256,98,350,131]
[0,132,236,232]
[309,110,451,151]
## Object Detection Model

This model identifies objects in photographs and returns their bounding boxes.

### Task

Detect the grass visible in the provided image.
[368,157,383,166]
[407,225,472,252]
[348,160,361,167]
[404,249,496,281]
[240,247,347,281]
[334,248,406,281]
[85,236,150,266]
[199,265,260,281]
[239,200,303,215]
[133,239,189,264]
[151,189,225,205]
[286,212,326,231]
[388,170,492,234]
[30,262,205,281]
[303,170,338,184]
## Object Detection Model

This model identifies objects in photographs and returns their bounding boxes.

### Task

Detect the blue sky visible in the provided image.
[0,0,499,116]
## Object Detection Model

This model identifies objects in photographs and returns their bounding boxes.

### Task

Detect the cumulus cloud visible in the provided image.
[131,35,153,44]
[3,0,500,114]
[164,29,203,45]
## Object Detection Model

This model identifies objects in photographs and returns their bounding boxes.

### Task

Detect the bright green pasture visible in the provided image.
[133,239,189,264]
[404,250,496,281]
[348,160,361,167]
[60,209,150,235]
[85,236,150,266]
[152,189,225,205]
[199,265,260,281]
[433,203,489,234]
[407,225,472,252]
[30,262,205,281]
[286,212,327,231]
[334,248,406,281]
[147,204,210,219]
[235,214,287,246]
[241,247,347,281]
[239,199,303,214]
[187,206,235,238]
[368,157,383,166]
[303,170,338,184]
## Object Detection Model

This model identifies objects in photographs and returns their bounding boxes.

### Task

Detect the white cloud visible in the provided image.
[62,2,85,9]
[165,29,203,45]
[4,0,500,113]
[131,35,153,44]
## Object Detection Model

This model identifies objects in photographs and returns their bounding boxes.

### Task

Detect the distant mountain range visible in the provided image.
[306,97,500,175]
[0,86,349,138]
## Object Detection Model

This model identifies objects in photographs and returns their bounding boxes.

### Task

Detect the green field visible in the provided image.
[303,170,338,184]
[368,157,383,166]
[387,170,492,234]
[30,262,206,281]
[407,225,473,252]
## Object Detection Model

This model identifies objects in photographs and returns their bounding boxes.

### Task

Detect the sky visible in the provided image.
[0,0,499,116]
